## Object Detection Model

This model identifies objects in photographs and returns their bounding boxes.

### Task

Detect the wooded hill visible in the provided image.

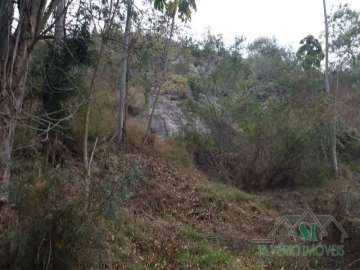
[1,1,360,269]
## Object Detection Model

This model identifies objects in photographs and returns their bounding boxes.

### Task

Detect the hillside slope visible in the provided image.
[1,142,360,269]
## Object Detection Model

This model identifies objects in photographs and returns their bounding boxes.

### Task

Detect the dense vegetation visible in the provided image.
[1,1,360,269]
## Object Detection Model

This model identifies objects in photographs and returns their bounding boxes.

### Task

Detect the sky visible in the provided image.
[189,0,360,49]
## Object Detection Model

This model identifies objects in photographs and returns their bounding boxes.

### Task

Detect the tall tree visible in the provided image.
[42,0,66,160]
[0,0,60,203]
[143,0,196,143]
[83,0,120,180]
[117,0,134,145]
[296,35,324,71]
[329,4,360,68]
[323,0,339,175]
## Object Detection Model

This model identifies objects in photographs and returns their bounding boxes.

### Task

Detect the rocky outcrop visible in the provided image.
[145,94,188,137]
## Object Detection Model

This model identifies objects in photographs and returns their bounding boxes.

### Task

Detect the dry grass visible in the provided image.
[71,63,118,145]
[4,140,358,269]
[338,91,360,131]
[128,85,146,115]
[126,117,193,167]
[161,74,190,97]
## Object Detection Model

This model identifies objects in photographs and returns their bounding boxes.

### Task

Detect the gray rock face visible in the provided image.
[146,94,187,137]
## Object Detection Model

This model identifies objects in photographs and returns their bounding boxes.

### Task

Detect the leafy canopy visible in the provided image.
[153,0,196,21]
[296,35,324,71]
[329,4,360,67]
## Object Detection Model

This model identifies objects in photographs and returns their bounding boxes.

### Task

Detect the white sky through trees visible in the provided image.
[189,0,360,48]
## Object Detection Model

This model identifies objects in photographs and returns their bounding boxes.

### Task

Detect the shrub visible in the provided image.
[2,157,144,269]
[4,172,103,270]
[184,91,333,190]
[161,74,190,98]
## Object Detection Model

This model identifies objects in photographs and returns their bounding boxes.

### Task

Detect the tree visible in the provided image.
[248,37,286,58]
[329,4,360,69]
[143,0,196,143]
[83,0,120,179]
[117,0,134,145]
[0,0,62,203]
[41,0,66,165]
[328,5,360,94]
[296,35,324,71]
[247,38,297,97]
[323,0,339,175]
[55,0,66,44]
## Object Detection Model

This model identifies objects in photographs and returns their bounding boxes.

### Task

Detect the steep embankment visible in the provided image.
[2,144,360,269]
[94,148,360,269]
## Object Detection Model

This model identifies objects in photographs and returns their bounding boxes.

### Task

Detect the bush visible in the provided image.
[184,91,333,190]
[1,157,144,270]
[3,172,103,270]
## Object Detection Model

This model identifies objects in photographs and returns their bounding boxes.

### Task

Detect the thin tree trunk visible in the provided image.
[0,119,15,204]
[55,0,65,43]
[0,1,13,69]
[323,0,339,176]
[83,42,104,169]
[0,45,31,204]
[0,3,13,189]
[323,0,331,96]
[144,13,176,144]
[42,0,65,165]
[117,0,133,145]
[83,0,120,202]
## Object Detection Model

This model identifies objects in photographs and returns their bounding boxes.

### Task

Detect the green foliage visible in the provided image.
[153,0,196,21]
[190,32,227,68]
[177,0,197,21]
[93,163,144,219]
[338,125,360,167]
[249,39,306,97]
[350,58,360,85]
[329,4,360,67]
[200,182,254,209]
[6,171,104,270]
[248,37,286,58]
[154,0,167,11]
[180,227,233,269]
[160,74,189,97]
[41,23,93,142]
[296,35,324,71]
[2,157,145,270]
[230,93,331,187]
[185,35,334,188]
[188,34,248,99]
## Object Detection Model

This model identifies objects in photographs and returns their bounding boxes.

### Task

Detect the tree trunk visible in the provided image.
[0,118,16,203]
[144,13,176,143]
[84,0,120,166]
[83,42,104,170]
[0,0,55,202]
[117,0,133,145]
[323,0,330,96]
[55,0,65,43]
[323,0,339,176]
[0,43,31,203]
[0,1,13,67]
